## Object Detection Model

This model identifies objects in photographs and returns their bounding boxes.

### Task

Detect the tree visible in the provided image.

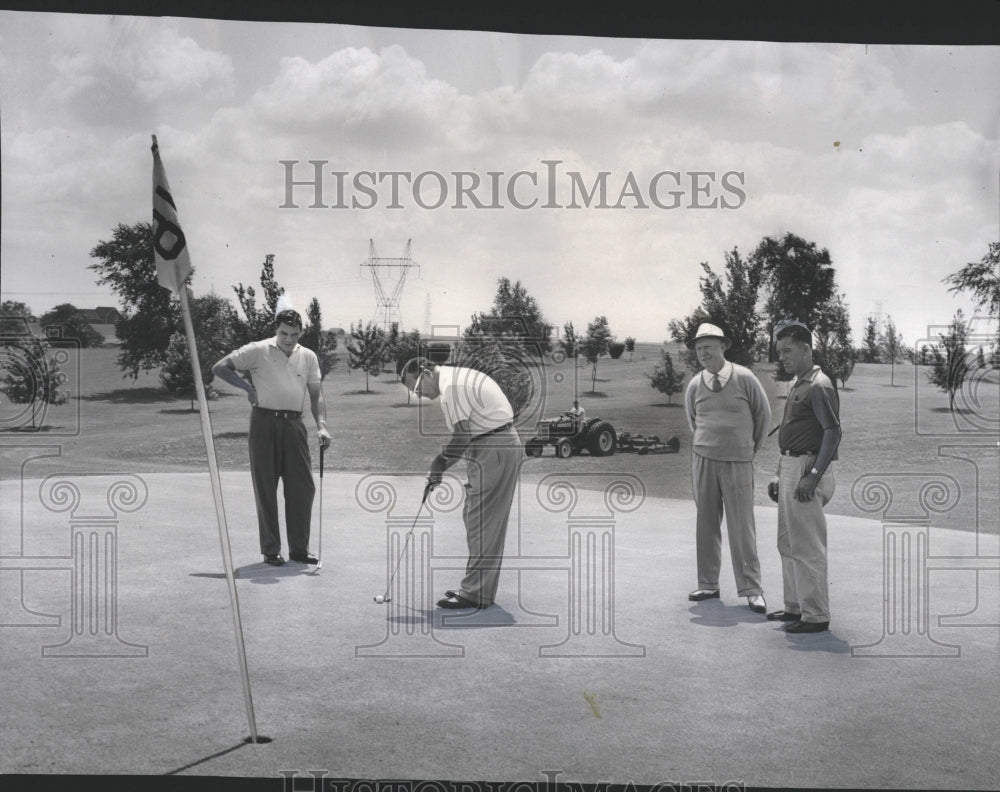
[38,303,104,348]
[647,345,684,404]
[464,277,553,356]
[159,292,241,410]
[673,247,765,370]
[754,233,850,384]
[560,321,578,358]
[879,315,905,386]
[944,242,1000,317]
[1,301,35,337]
[300,297,338,379]
[1,337,70,429]
[860,316,880,363]
[347,320,387,392]
[668,309,709,372]
[811,291,855,389]
[89,221,184,379]
[608,341,625,360]
[927,310,971,413]
[756,233,837,340]
[386,327,423,404]
[233,254,284,344]
[579,316,612,393]
[624,336,636,361]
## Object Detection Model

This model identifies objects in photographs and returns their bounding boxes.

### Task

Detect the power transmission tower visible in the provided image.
[360,239,419,331]
[868,300,886,333]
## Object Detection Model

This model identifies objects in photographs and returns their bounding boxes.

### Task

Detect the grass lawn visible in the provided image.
[1,342,996,534]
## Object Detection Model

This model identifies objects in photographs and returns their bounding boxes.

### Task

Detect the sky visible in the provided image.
[1,10,998,347]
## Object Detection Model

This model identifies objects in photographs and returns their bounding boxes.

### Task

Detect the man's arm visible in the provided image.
[684,378,697,434]
[212,355,257,406]
[746,372,772,453]
[794,384,842,502]
[307,381,331,450]
[427,419,472,487]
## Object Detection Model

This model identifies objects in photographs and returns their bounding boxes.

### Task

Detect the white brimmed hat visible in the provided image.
[687,322,731,349]
[275,291,296,316]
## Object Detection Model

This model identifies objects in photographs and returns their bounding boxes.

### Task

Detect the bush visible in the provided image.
[608,341,625,360]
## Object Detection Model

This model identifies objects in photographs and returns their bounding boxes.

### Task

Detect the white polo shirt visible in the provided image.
[436,366,513,435]
[227,338,321,412]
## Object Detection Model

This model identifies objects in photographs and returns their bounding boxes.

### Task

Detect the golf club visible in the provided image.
[374,481,431,604]
[311,444,324,574]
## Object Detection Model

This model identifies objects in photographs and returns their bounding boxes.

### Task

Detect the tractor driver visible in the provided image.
[566,400,586,434]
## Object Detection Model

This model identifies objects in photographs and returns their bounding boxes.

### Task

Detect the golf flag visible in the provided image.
[151,135,193,294]
[149,135,260,742]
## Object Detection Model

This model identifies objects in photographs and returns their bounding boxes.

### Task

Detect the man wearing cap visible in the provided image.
[212,299,332,566]
[767,319,842,633]
[684,323,771,614]
[400,357,520,610]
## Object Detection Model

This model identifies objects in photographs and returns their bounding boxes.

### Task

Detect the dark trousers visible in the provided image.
[248,410,315,556]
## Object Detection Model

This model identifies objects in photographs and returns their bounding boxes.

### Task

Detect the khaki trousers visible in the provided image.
[691,453,763,596]
[777,454,835,623]
[458,428,521,606]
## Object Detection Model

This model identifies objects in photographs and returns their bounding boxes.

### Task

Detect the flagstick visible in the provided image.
[178,284,260,744]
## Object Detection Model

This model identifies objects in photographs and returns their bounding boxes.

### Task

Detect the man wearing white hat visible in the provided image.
[684,322,771,613]
[212,294,332,566]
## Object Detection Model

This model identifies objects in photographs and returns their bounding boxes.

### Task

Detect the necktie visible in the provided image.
[710,373,722,393]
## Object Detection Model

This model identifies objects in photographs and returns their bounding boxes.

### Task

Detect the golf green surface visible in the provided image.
[1,470,997,788]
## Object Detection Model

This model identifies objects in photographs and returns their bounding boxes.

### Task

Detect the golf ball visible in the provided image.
[374,595,385,604]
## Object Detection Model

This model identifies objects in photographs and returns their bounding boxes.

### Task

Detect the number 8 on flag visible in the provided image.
[151,135,193,295]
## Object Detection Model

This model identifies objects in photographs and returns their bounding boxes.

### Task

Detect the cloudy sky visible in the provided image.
[1,10,997,346]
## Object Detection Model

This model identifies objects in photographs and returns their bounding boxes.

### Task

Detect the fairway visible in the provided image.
[1,342,996,534]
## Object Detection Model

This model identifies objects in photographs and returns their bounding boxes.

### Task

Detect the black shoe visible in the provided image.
[688,589,720,601]
[785,620,829,633]
[436,590,484,609]
[264,554,285,566]
[766,610,802,622]
[290,553,319,564]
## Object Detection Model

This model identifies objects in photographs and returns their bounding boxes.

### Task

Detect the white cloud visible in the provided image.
[44,15,234,126]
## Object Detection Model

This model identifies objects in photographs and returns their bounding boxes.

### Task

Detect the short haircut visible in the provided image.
[275,309,303,330]
[400,356,434,383]
[775,325,812,347]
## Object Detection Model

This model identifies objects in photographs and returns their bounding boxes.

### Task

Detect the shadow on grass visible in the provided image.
[159,407,198,415]
[581,392,609,398]
[342,389,381,396]
[79,386,177,404]
[214,431,248,440]
[929,407,982,414]
[0,424,67,433]
[649,403,683,408]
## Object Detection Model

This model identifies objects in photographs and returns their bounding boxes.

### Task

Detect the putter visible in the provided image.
[374,482,431,604]
[311,444,324,574]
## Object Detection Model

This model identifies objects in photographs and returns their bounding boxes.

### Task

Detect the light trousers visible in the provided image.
[691,453,763,596]
[777,454,835,623]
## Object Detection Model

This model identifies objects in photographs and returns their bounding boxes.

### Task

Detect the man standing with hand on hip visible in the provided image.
[684,323,771,614]
[212,295,331,566]
[400,357,520,610]
[767,319,842,633]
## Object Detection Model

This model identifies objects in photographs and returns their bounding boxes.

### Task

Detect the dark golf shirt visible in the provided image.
[778,366,840,460]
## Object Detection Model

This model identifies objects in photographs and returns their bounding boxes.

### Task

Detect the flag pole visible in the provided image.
[153,133,258,743]
[177,282,260,744]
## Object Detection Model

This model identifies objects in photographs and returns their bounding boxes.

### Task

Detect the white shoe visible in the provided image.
[747,594,766,613]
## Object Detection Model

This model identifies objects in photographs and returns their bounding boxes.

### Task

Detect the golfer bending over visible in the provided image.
[212,299,331,567]
[400,357,520,609]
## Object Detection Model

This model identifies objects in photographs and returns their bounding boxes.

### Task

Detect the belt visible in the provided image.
[472,422,513,442]
[780,449,816,457]
[254,407,302,420]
